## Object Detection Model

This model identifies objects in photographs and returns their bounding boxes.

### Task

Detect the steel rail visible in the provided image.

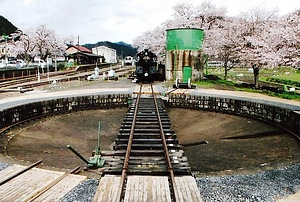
[151,84,178,202]
[118,84,143,202]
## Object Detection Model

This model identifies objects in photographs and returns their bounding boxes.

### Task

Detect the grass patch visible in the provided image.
[264,91,300,101]
[195,77,300,101]
[272,74,300,82]
[265,77,300,87]
[194,76,236,90]
[235,87,300,101]
[261,70,300,88]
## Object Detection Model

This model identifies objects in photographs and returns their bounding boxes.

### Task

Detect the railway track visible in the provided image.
[98,84,195,201]
[0,70,77,89]
[0,65,134,92]
[0,83,201,201]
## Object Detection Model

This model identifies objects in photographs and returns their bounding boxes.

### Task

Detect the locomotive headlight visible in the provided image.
[144,72,149,77]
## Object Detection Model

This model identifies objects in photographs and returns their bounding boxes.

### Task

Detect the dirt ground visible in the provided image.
[0,78,299,176]
[1,106,300,177]
[167,108,300,176]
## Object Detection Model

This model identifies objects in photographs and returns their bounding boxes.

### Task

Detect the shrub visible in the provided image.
[266,77,300,87]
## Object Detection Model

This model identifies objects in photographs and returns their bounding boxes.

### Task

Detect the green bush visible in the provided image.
[266,77,300,87]
[266,91,300,101]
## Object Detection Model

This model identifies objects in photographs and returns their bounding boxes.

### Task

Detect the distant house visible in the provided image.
[92,46,117,63]
[65,45,100,65]
[0,40,15,59]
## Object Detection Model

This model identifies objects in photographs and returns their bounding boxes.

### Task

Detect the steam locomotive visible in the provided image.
[135,49,158,83]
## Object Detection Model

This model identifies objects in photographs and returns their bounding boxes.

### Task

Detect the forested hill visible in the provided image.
[84,41,138,57]
[0,15,18,36]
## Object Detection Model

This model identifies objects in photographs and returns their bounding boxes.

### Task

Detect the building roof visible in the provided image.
[92,45,116,52]
[77,51,100,58]
[67,45,92,53]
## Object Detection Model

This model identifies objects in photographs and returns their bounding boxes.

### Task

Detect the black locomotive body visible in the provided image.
[135,49,158,83]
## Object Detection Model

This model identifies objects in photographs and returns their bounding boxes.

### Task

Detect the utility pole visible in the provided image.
[47,55,50,81]
[77,35,79,65]
[2,35,9,67]
[37,59,41,82]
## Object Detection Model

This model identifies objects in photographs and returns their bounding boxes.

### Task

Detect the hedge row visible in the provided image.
[266,77,300,87]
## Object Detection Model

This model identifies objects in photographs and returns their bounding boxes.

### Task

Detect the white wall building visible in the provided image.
[92,46,117,63]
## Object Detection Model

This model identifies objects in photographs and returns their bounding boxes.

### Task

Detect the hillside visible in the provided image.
[0,15,18,36]
[84,41,137,57]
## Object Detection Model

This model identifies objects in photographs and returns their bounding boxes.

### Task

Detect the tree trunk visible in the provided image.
[223,57,229,79]
[194,51,204,80]
[252,64,260,89]
[224,66,228,79]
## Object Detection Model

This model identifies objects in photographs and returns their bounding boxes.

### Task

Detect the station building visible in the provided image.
[92,46,117,64]
[65,45,100,65]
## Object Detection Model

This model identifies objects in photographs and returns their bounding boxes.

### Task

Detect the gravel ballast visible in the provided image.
[197,163,300,202]
[0,162,9,171]
[59,179,99,202]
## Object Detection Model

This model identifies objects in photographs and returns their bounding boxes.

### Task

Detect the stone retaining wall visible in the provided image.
[0,93,299,137]
[0,94,130,131]
[166,94,300,136]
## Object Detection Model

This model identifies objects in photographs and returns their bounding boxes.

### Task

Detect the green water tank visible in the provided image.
[183,66,192,83]
[166,28,204,51]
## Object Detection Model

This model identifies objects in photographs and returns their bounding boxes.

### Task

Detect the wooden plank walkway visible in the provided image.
[174,176,203,202]
[133,85,160,94]
[0,164,25,180]
[32,174,87,201]
[0,164,86,201]
[93,175,202,202]
[168,88,191,95]
[93,175,122,202]
[124,176,171,202]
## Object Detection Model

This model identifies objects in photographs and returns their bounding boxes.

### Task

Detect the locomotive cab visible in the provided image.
[135,49,157,83]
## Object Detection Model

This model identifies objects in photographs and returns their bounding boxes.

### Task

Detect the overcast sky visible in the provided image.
[0,0,299,44]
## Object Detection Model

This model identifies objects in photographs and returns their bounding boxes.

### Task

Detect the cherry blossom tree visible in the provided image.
[171,3,197,28]
[14,30,37,62]
[34,25,63,61]
[14,25,65,63]
[132,2,298,84]
[279,10,300,67]
[236,8,279,88]
[132,2,227,65]
[194,1,227,30]
[203,17,242,78]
